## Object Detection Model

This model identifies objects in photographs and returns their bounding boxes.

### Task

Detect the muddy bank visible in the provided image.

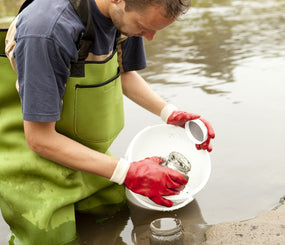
[202,197,285,245]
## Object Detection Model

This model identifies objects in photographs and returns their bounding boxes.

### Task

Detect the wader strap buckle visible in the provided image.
[69,61,85,78]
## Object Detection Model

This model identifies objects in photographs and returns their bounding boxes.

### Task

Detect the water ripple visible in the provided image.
[141,0,285,98]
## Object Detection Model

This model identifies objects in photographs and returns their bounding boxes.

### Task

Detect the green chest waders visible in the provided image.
[0,8,126,245]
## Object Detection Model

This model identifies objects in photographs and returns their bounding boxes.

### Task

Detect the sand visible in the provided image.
[202,197,285,245]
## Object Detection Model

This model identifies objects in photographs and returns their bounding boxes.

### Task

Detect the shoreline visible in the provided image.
[202,196,285,244]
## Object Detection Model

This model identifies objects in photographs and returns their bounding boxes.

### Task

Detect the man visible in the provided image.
[0,0,215,244]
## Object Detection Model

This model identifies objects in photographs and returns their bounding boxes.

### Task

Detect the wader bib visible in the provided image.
[0,1,126,244]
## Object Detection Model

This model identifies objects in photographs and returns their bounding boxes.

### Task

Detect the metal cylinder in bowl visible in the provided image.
[162,152,191,180]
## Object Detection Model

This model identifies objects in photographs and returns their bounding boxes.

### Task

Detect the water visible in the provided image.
[1,0,285,244]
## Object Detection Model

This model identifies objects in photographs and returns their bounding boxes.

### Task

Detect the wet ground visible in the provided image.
[1,0,285,244]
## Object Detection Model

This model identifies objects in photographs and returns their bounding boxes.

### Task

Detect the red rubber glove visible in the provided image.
[166,110,201,127]
[124,156,188,207]
[195,117,215,152]
[167,111,215,152]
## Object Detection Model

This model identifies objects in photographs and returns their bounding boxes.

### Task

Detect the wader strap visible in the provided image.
[18,0,34,14]
[69,0,96,77]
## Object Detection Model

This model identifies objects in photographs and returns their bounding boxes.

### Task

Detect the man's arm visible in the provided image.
[120,71,167,116]
[23,121,118,178]
[24,120,188,207]
[23,71,166,177]
[120,71,215,151]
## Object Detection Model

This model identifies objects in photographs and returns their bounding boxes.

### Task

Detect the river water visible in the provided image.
[1,0,285,244]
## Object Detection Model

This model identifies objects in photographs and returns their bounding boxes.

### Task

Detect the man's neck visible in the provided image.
[94,0,110,18]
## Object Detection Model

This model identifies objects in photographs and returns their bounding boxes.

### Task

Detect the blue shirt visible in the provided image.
[12,0,146,122]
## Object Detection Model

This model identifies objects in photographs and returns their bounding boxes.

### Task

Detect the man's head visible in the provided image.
[108,0,191,40]
[124,0,191,19]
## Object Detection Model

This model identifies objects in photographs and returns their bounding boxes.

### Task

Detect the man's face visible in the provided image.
[109,1,175,41]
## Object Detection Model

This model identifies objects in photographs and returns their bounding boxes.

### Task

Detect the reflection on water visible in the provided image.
[141,0,285,97]
[1,0,285,244]
[75,200,208,244]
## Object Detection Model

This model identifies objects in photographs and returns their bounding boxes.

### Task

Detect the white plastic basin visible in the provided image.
[125,124,211,211]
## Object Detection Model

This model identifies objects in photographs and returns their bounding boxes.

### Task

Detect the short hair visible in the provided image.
[124,0,191,19]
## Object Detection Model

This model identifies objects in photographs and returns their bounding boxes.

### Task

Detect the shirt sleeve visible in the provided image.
[14,36,70,122]
[117,36,147,72]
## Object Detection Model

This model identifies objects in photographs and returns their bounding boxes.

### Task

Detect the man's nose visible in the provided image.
[143,31,156,41]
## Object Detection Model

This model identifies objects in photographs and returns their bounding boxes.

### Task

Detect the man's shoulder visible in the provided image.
[15,0,83,43]
[13,0,85,59]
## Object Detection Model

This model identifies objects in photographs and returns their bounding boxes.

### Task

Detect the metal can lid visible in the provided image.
[185,119,208,144]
